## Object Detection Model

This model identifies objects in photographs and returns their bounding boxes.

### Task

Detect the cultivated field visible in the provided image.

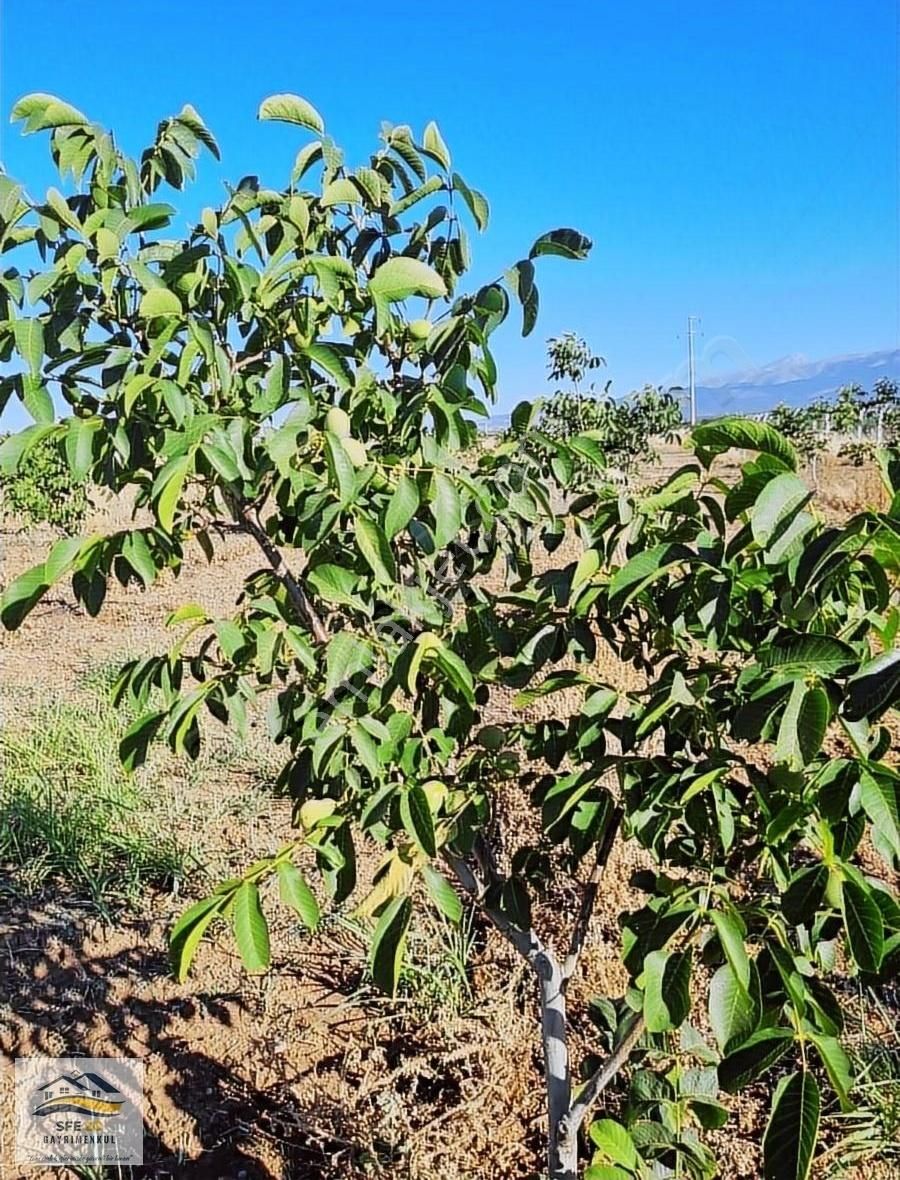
[1,445,897,1179]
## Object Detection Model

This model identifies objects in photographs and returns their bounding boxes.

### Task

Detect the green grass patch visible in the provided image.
[0,690,192,908]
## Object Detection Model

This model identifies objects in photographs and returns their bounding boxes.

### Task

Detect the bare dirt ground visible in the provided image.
[0,446,895,1179]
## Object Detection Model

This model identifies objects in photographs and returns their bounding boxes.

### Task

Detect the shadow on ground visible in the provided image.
[0,878,368,1179]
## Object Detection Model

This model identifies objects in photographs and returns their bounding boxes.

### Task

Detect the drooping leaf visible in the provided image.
[710,910,751,989]
[781,864,829,926]
[384,473,420,539]
[751,472,811,547]
[325,630,374,695]
[422,865,462,923]
[858,770,900,863]
[719,1028,794,1092]
[169,894,225,982]
[709,962,759,1053]
[642,949,691,1032]
[841,876,884,972]
[400,784,437,857]
[843,649,900,721]
[370,894,412,996]
[277,861,320,929]
[13,318,44,376]
[232,881,271,972]
[356,515,396,584]
[11,92,89,133]
[452,172,489,230]
[809,1033,853,1111]
[762,1071,820,1180]
[0,563,49,630]
[431,471,462,548]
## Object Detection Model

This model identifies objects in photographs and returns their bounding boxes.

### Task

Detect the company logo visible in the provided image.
[31,1069,127,1119]
[15,1057,144,1166]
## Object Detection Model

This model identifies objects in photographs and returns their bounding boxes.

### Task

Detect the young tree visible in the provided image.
[2,95,898,1180]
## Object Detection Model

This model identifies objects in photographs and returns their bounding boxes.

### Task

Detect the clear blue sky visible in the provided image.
[0,0,897,414]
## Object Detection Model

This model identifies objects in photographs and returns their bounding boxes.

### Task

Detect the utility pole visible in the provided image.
[687,315,700,426]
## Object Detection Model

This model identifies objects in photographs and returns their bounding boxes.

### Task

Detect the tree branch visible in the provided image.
[562,805,623,982]
[236,502,329,645]
[443,851,543,965]
[557,1012,646,1153]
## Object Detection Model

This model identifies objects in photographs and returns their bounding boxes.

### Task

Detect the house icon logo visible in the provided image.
[31,1069,127,1119]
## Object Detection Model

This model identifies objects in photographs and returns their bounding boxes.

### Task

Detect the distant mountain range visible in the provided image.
[695,348,900,417]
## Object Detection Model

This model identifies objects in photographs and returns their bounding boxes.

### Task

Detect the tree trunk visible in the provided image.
[538,951,576,1180]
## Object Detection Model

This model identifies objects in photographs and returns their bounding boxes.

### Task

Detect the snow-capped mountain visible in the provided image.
[696,349,900,417]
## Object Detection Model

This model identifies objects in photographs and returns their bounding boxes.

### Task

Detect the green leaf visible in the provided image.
[858,770,900,862]
[421,121,450,170]
[369,257,447,302]
[325,630,374,695]
[119,710,166,772]
[125,203,176,232]
[13,319,44,376]
[258,93,325,135]
[529,228,592,260]
[588,1119,639,1171]
[841,876,884,972]
[758,634,857,677]
[400,785,437,857]
[232,881,271,973]
[719,1028,794,1092]
[709,962,759,1053]
[307,563,364,610]
[797,684,829,764]
[451,172,489,231]
[139,287,182,318]
[781,864,828,926]
[64,416,96,481]
[154,454,190,532]
[277,861,320,929]
[776,682,829,769]
[692,417,797,472]
[0,562,49,630]
[809,1033,853,1111]
[0,424,58,475]
[751,473,811,547]
[321,178,363,207]
[169,895,224,982]
[356,514,396,584]
[643,949,691,1032]
[608,543,692,611]
[11,92,89,132]
[43,535,84,585]
[384,473,419,539]
[389,175,443,217]
[370,894,412,996]
[843,649,900,721]
[422,865,462,923]
[21,376,53,424]
[432,471,461,548]
[572,547,601,592]
[711,910,751,990]
[324,431,357,506]
[762,1071,820,1180]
